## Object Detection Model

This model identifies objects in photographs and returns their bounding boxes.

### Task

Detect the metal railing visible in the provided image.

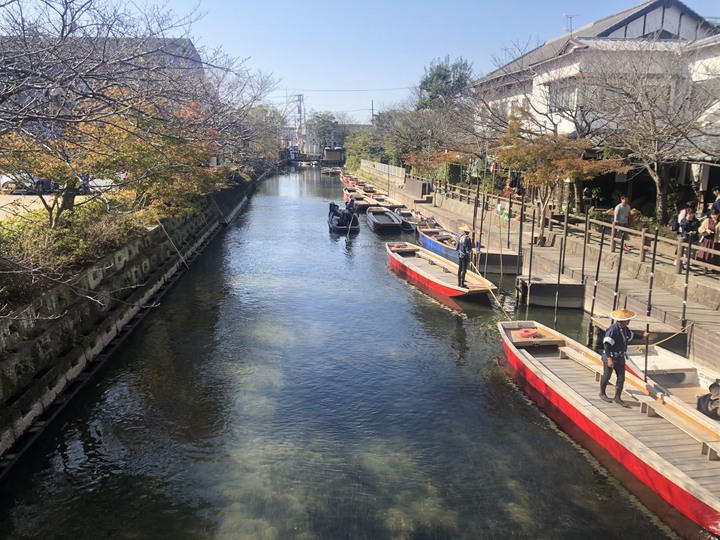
[359,165,720,275]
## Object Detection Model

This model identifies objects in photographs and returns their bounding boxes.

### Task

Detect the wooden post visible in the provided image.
[610,221,617,252]
[639,227,648,262]
[580,211,589,284]
[674,238,683,274]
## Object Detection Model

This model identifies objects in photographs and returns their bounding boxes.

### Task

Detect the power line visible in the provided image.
[272,87,411,93]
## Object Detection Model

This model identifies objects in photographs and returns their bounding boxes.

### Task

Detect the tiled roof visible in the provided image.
[474,0,718,85]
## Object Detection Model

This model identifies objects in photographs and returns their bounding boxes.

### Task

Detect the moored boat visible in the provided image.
[366,206,404,233]
[368,193,404,210]
[498,320,720,537]
[386,242,496,304]
[417,224,460,261]
[393,207,427,232]
[343,186,359,203]
[341,174,357,186]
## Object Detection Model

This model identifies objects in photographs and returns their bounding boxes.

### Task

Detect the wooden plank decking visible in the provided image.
[529,350,720,492]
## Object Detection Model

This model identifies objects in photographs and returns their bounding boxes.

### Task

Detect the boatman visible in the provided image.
[456,225,473,288]
[599,308,646,407]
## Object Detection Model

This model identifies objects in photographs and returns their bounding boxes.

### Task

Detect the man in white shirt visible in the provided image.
[614,195,631,250]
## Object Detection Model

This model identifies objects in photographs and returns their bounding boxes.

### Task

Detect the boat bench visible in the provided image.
[559,346,603,378]
[516,338,567,348]
[628,390,720,460]
[557,344,720,460]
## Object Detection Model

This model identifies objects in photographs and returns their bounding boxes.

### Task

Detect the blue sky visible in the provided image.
[167,0,720,124]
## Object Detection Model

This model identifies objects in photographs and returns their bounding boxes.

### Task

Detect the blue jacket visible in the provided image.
[601,322,634,363]
[680,216,700,239]
[456,234,472,259]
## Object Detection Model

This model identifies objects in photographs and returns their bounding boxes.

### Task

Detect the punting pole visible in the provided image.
[644,227,659,382]
[498,212,504,277]
[587,229,606,346]
[554,237,564,329]
[560,206,569,273]
[478,150,488,241]
[612,234,626,311]
[681,234,692,327]
[580,211,589,283]
[346,210,357,241]
[507,197,512,249]
[526,208,537,308]
[471,172,480,232]
[516,195,525,276]
[478,188,487,241]
[484,209,493,275]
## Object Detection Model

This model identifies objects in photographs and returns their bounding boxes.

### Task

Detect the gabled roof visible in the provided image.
[474,0,719,86]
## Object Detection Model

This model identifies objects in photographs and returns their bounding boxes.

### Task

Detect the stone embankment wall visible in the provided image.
[0,181,255,465]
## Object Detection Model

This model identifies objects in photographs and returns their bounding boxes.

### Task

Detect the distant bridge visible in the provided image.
[292,153,322,162]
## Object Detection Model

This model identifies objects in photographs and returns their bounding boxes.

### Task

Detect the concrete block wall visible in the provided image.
[0,183,253,459]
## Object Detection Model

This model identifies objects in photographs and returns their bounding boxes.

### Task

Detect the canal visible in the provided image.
[0,169,678,539]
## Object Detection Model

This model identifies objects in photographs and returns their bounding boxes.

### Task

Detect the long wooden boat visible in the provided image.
[417,224,460,261]
[498,320,720,536]
[368,193,404,210]
[327,206,359,235]
[343,186,359,203]
[386,242,497,304]
[343,191,375,214]
[341,174,357,186]
[366,206,404,233]
[393,207,427,232]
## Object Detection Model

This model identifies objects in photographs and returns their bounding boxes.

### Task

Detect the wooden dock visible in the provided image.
[515,275,584,308]
[474,249,521,274]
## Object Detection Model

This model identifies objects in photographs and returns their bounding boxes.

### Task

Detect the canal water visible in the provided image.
[0,169,680,539]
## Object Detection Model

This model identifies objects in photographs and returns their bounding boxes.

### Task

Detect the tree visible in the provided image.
[417,56,473,111]
[0,0,277,228]
[497,116,626,244]
[343,128,384,170]
[306,111,338,149]
[572,42,720,221]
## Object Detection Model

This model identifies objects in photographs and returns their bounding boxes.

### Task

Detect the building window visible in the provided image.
[548,81,576,113]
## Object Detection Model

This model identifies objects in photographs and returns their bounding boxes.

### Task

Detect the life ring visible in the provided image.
[518,328,538,338]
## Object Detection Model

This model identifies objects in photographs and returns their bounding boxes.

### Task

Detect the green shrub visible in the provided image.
[14,357,34,375]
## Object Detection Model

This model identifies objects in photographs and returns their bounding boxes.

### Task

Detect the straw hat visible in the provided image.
[459,225,472,233]
[611,308,636,321]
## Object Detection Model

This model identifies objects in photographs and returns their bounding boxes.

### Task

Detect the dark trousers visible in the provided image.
[600,358,626,397]
[457,257,468,286]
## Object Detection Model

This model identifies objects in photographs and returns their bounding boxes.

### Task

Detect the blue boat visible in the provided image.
[417,225,460,261]
[417,224,483,260]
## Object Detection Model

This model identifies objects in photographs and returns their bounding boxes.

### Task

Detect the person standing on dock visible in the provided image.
[711,186,720,215]
[614,195,631,251]
[599,309,640,408]
[456,225,472,288]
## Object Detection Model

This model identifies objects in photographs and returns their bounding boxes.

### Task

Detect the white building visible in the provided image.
[472,0,720,207]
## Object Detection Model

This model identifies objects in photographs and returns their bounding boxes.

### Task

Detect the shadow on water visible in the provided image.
[0,169,685,539]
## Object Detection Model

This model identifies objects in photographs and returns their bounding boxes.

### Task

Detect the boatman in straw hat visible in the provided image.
[456,225,473,288]
[599,309,646,407]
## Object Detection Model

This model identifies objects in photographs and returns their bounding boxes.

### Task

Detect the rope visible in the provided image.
[634,321,695,352]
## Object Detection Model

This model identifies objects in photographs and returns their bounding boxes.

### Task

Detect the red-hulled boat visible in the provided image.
[386,242,496,304]
[498,320,720,537]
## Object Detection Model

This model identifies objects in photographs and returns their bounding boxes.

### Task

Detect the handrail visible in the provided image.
[368,169,720,274]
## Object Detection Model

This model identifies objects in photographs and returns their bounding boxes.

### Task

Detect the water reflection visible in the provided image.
[0,169,680,539]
